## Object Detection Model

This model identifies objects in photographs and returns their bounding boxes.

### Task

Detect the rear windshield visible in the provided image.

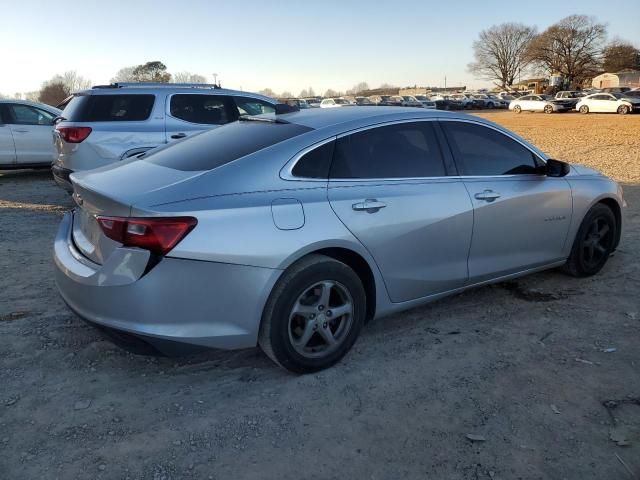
[142,120,313,171]
[62,94,155,121]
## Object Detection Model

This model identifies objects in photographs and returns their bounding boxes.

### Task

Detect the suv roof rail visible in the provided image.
[91,82,222,89]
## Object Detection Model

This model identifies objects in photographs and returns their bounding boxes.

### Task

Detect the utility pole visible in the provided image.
[212,73,218,86]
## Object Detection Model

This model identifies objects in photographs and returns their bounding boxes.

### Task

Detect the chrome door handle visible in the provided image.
[171,133,187,139]
[474,190,501,202]
[352,199,387,213]
[13,129,29,133]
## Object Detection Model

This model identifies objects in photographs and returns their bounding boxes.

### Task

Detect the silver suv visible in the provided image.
[52,83,278,191]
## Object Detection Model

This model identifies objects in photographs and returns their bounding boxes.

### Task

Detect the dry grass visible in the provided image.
[475,111,640,183]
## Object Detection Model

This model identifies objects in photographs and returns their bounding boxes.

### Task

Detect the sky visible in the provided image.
[1,0,639,97]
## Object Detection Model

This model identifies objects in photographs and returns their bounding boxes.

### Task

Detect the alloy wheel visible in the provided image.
[288,281,354,359]
[581,217,613,269]
[618,105,629,115]
[544,105,553,114]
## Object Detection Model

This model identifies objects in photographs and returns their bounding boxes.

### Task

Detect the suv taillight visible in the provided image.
[56,126,92,143]
[96,216,197,256]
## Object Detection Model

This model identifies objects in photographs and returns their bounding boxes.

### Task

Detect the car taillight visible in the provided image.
[56,126,92,143]
[96,216,197,256]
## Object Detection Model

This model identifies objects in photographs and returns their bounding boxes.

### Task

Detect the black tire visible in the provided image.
[562,203,617,277]
[579,105,589,114]
[513,105,522,114]
[544,104,554,114]
[258,254,366,373]
[618,105,630,115]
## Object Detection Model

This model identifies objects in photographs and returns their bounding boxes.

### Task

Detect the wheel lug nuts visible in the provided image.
[326,310,332,317]
[318,305,324,311]
[323,322,327,328]
[309,313,315,319]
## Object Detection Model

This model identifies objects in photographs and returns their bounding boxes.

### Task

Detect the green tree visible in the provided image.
[132,61,172,82]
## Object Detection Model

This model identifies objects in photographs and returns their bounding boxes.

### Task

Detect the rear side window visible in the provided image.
[8,104,56,125]
[330,121,446,179]
[62,94,155,121]
[143,120,313,171]
[170,94,233,125]
[442,121,539,175]
[292,140,335,179]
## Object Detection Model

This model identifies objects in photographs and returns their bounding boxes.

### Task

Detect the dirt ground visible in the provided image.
[1,112,639,480]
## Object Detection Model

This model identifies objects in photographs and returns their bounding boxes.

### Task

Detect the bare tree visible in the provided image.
[299,88,309,98]
[258,88,277,98]
[111,66,137,83]
[525,15,607,86]
[39,82,69,106]
[602,39,640,72]
[324,88,342,97]
[61,71,92,92]
[172,72,207,84]
[280,91,294,98]
[468,23,536,88]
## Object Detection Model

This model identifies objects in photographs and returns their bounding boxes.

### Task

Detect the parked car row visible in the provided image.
[509,91,640,114]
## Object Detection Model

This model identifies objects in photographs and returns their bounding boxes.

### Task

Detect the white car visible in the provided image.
[576,93,640,115]
[319,98,352,108]
[509,95,572,114]
[448,93,476,109]
[0,100,61,169]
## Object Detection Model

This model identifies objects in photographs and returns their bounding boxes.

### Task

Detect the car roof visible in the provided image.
[73,85,275,103]
[0,99,61,113]
[279,106,467,130]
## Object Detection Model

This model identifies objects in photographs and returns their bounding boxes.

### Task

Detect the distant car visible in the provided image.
[429,95,458,111]
[576,93,640,115]
[401,96,425,108]
[602,87,631,94]
[509,95,573,114]
[448,94,476,109]
[380,96,404,106]
[320,98,352,108]
[52,83,278,191]
[354,96,375,106]
[279,98,310,109]
[0,100,61,169]
[304,98,322,108]
[414,95,437,109]
[555,91,585,109]
[472,94,507,109]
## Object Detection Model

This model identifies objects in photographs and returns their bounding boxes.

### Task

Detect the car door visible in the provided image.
[0,105,17,166]
[440,120,572,282]
[165,93,238,143]
[604,94,619,112]
[589,95,608,112]
[519,95,533,111]
[327,120,474,303]
[6,103,57,165]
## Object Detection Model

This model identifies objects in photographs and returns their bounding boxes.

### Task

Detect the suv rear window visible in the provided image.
[62,94,155,121]
[142,120,313,171]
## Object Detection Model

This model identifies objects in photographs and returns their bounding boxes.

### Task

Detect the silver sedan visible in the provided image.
[54,107,625,373]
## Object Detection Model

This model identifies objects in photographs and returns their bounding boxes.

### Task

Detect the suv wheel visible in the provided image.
[562,204,616,277]
[259,255,366,373]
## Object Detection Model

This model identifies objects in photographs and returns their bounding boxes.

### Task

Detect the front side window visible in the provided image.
[8,104,56,125]
[234,97,275,116]
[170,94,232,125]
[442,121,539,176]
[330,121,446,179]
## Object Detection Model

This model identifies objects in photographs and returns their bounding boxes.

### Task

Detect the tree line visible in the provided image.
[468,14,640,89]
[6,61,208,106]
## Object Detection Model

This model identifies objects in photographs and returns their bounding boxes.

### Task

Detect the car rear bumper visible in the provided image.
[54,211,282,352]
[51,164,74,192]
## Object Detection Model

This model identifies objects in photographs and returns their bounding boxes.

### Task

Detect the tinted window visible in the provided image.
[143,120,312,171]
[62,94,154,121]
[292,140,335,179]
[442,122,539,175]
[234,97,275,116]
[330,122,446,179]
[8,104,55,125]
[170,94,231,124]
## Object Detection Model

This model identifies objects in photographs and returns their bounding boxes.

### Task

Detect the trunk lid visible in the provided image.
[70,157,208,265]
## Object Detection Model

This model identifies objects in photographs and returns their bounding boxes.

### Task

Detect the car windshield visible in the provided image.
[541,95,554,100]
[334,99,349,104]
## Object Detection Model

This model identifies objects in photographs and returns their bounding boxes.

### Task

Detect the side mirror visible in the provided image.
[546,159,570,177]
